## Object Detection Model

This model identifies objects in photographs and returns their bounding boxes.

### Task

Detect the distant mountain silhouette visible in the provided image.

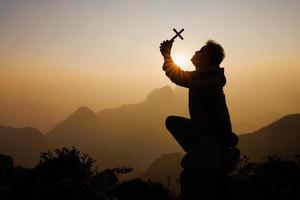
[140,152,182,192]
[47,86,187,171]
[47,106,99,149]
[140,114,300,184]
[1,86,299,172]
[238,114,300,160]
[0,125,48,166]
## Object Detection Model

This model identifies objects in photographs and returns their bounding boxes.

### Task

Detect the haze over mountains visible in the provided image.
[0,126,47,166]
[0,86,299,174]
[140,114,300,185]
[47,86,184,171]
[238,114,300,160]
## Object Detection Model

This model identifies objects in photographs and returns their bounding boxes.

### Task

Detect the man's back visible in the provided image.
[188,68,232,136]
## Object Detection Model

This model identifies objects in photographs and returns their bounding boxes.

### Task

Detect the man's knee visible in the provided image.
[165,116,176,130]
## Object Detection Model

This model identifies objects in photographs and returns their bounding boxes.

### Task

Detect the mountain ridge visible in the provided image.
[0,125,48,166]
[140,113,300,187]
[0,86,299,171]
[238,113,300,160]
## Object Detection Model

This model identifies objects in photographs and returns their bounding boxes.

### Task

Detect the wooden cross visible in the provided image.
[170,28,184,41]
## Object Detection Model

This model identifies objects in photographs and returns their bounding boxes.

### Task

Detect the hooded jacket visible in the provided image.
[163,58,232,136]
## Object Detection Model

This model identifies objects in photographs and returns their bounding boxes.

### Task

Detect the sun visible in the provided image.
[173,54,189,70]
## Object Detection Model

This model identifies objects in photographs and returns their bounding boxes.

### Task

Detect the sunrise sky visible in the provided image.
[0,0,299,132]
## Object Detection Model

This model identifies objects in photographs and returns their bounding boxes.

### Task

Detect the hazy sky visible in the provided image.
[0,0,300,132]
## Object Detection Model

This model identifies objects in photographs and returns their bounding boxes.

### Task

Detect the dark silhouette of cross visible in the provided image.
[170,28,184,41]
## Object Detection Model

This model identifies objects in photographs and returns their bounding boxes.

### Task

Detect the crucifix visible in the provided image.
[170,28,184,41]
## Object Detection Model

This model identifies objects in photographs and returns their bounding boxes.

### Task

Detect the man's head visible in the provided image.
[191,40,225,70]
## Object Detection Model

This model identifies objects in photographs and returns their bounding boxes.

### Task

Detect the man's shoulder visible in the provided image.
[192,67,224,77]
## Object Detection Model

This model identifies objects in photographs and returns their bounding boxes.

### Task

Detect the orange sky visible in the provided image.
[0,0,299,133]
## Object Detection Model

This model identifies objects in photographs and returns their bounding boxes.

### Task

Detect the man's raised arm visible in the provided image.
[160,40,192,88]
[159,40,225,89]
[162,57,192,88]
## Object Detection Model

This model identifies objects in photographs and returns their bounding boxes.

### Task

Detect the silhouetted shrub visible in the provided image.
[35,147,95,183]
[112,178,177,200]
[1,148,299,200]
[0,154,14,186]
[92,167,133,198]
[232,155,300,200]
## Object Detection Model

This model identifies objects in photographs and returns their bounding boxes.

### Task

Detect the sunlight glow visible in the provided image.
[173,54,189,70]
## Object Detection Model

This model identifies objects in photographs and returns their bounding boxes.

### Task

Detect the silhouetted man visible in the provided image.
[160,40,238,153]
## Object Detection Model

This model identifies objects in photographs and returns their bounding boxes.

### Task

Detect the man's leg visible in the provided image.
[165,116,198,152]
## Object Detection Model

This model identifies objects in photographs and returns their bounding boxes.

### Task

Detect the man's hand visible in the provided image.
[160,40,173,58]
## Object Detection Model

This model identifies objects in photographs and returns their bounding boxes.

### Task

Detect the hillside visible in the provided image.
[47,86,187,171]
[47,84,300,171]
[0,125,48,166]
[1,86,299,172]
[238,114,300,160]
[140,152,183,192]
[141,114,300,184]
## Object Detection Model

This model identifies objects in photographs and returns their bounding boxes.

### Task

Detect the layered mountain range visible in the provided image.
[0,86,299,174]
[140,114,300,186]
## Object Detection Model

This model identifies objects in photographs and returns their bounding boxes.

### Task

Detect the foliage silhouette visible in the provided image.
[111,178,176,200]
[0,147,176,200]
[232,155,300,200]
[1,148,300,199]
[36,147,95,183]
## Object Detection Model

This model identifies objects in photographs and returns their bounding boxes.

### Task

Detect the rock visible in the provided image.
[179,135,240,199]
[181,135,240,173]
